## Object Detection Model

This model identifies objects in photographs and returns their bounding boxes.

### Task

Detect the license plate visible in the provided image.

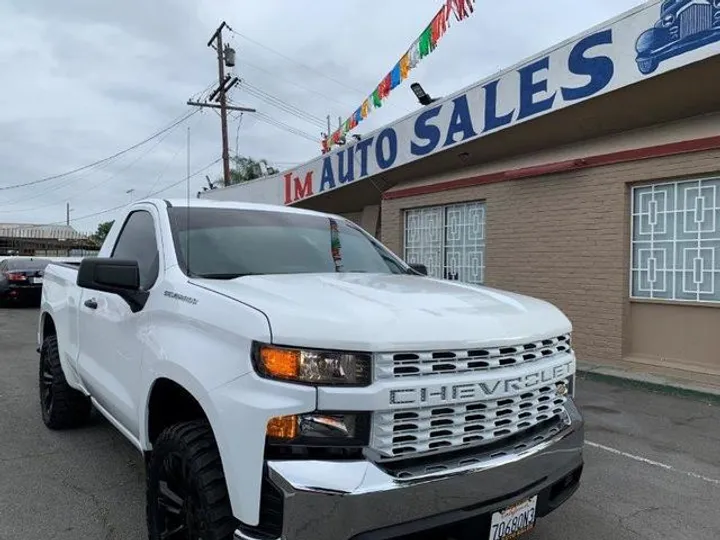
[32,277,43,284]
[488,495,537,540]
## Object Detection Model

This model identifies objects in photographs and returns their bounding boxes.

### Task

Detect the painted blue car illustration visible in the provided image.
[635,0,720,74]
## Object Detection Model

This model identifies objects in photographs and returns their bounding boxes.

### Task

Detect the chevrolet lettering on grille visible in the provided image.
[388,361,573,407]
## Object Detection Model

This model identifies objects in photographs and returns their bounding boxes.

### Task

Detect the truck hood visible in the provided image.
[191,273,571,351]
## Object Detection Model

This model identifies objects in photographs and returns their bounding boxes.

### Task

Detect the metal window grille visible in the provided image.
[630,177,720,303]
[404,201,485,285]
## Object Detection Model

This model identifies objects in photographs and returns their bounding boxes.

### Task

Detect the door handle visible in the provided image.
[84,299,98,310]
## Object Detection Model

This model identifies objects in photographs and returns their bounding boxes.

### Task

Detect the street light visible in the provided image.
[126,189,135,203]
[410,82,439,106]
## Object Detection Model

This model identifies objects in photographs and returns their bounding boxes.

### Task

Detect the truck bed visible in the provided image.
[40,262,85,391]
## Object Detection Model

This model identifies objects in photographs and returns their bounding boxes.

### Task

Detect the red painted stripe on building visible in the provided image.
[382,135,720,201]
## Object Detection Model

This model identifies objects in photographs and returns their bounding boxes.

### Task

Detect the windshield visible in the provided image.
[168,207,410,278]
[7,258,51,270]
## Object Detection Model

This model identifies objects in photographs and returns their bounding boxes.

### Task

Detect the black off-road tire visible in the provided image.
[147,420,238,540]
[39,335,92,429]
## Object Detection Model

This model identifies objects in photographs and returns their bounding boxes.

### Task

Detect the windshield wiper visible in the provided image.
[193,272,262,280]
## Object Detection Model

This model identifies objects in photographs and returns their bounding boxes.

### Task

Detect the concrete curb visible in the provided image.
[577,364,720,405]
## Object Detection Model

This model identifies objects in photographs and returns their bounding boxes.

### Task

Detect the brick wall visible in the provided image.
[339,211,363,226]
[381,148,720,366]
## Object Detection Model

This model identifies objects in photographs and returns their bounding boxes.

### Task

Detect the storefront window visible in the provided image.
[404,201,485,285]
[631,177,720,302]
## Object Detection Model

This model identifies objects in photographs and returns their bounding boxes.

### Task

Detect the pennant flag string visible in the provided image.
[322,0,476,152]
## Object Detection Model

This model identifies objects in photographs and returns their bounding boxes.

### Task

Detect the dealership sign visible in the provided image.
[203,0,720,206]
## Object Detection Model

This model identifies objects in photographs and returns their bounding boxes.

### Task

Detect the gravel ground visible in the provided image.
[1,307,718,540]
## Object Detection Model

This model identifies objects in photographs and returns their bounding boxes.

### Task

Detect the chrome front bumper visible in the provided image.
[236,400,584,540]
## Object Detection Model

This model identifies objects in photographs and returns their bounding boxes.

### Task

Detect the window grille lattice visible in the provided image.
[404,202,485,285]
[631,178,720,302]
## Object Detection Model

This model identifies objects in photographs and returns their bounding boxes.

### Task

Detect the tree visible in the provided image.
[214,156,279,188]
[91,220,114,245]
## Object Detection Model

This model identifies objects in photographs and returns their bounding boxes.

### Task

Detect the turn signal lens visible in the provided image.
[266,413,370,447]
[259,347,300,379]
[253,343,371,386]
[267,415,299,440]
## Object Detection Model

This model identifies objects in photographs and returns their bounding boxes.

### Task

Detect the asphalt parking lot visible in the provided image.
[1,307,719,540]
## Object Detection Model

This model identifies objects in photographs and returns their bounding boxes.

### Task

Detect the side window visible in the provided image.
[111,210,160,290]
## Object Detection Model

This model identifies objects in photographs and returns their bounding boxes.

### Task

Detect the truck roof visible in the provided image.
[154,198,339,219]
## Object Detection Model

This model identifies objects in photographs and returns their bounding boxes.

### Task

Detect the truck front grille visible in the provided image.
[370,382,568,459]
[378,416,567,480]
[679,3,712,38]
[374,334,571,380]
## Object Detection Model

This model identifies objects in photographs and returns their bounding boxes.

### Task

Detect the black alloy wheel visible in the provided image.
[147,421,237,540]
[156,451,205,538]
[38,335,91,429]
[39,351,54,421]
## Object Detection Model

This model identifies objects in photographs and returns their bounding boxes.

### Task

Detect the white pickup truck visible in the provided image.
[37,198,583,540]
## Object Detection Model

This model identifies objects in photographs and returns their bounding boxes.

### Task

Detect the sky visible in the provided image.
[0,0,645,233]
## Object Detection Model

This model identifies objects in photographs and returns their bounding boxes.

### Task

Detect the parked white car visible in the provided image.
[38,198,583,540]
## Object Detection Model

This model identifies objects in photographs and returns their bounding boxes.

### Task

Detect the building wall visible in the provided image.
[339,205,381,237]
[627,302,720,378]
[339,211,363,226]
[381,144,720,373]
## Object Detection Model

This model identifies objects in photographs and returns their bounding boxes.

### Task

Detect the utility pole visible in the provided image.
[321,114,332,154]
[66,203,71,226]
[214,22,231,187]
[187,22,256,188]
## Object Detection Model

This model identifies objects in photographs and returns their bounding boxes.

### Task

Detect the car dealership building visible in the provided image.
[202,0,720,388]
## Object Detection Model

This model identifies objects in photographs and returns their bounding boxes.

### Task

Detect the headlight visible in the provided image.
[252,343,372,386]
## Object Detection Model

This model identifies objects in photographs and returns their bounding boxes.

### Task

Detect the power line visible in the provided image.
[43,157,222,225]
[254,114,320,142]
[238,81,326,129]
[0,110,199,192]
[0,151,125,208]
[239,57,352,108]
[240,81,326,125]
[229,28,365,96]
[144,112,206,197]
[253,112,321,143]
[148,161,224,199]
[0,111,199,212]
[234,113,245,159]
[190,80,220,103]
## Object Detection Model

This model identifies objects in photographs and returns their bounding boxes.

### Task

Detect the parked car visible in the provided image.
[0,256,51,306]
[38,199,583,540]
[635,0,720,75]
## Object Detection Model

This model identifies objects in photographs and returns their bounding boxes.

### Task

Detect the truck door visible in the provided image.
[76,206,161,439]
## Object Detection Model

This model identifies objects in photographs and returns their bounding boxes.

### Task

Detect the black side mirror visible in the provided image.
[409,263,428,276]
[77,258,140,291]
[77,258,148,312]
